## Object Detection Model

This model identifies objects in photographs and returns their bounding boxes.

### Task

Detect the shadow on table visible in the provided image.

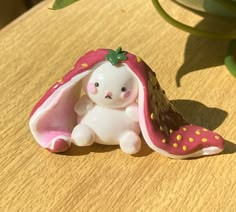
[176,33,229,87]
[172,2,236,86]
[65,140,153,157]
[170,99,228,130]
[223,140,236,155]
[65,143,119,156]
[64,99,234,157]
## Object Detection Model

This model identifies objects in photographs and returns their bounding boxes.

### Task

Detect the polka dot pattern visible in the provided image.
[81,63,88,67]
[162,139,167,143]
[182,145,187,151]
[150,113,155,120]
[139,52,223,157]
[173,143,178,148]
[176,135,182,141]
[158,124,224,155]
[146,68,223,156]
[189,137,194,142]
[147,71,187,137]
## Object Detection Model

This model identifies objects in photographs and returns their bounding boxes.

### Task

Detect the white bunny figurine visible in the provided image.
[71,61,141,154]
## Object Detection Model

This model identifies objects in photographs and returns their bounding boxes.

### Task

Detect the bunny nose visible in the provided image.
[105,91,112,99]
[106,91,112,96]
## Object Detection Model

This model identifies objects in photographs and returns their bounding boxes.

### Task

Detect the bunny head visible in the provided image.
[83,61,138,109]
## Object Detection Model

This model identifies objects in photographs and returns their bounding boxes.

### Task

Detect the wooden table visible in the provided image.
[0,0,235,211]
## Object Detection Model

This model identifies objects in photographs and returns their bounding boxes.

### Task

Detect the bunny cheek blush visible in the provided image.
[87,83,97,94]
[29,47,224,159]
[121,90,131,99]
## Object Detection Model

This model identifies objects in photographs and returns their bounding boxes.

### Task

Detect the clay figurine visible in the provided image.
[29,47,224,159]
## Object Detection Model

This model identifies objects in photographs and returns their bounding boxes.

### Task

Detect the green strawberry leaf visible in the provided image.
[105,47,128,66]
[50,0,80,10]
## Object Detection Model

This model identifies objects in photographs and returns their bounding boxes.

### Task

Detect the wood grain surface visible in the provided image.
[0,0,235,211]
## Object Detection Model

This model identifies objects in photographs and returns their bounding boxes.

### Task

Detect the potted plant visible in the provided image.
[50,0,236,77]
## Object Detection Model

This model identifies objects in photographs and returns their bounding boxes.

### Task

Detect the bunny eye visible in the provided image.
[95,82,99,87]
[121,87,127,92]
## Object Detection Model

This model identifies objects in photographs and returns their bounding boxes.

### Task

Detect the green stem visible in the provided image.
[152,0,236,39]
[224,39,236,77]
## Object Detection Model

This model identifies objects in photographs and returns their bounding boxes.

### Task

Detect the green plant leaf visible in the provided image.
[152,0,236,39]
[51,0,80,10]
[224,39,236,77]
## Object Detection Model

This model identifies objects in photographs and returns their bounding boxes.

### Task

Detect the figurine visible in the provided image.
[71,61,141,154]
[29,47,224,159]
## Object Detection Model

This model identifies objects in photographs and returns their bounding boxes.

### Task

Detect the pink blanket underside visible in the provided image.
[35,82,81,147]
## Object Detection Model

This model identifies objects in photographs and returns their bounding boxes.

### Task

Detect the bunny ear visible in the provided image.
[113,50,224,159]
[29,49,109,152]
[136,64,224,159]
[29,71,91,151]
[145,68,188,137]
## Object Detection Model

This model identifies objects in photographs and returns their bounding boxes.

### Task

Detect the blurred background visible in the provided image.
[0,0,43,29]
